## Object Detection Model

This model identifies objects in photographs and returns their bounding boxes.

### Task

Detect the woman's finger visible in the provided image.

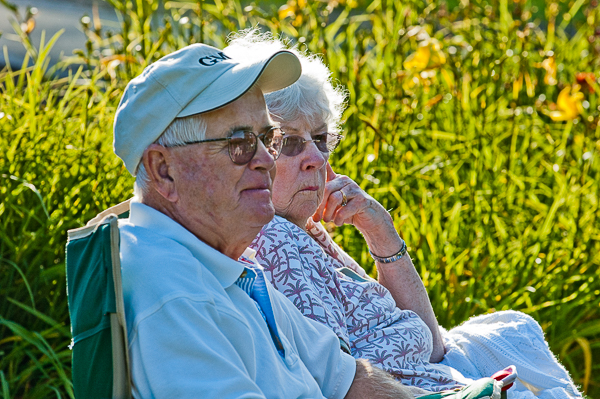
[322,189,347,222]
[331,190,367,226]
[313,165,348,221]
[324,182,365,223]
[326,162,336,182]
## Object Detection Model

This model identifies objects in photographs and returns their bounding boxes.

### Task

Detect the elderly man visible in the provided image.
[112,43,415,398]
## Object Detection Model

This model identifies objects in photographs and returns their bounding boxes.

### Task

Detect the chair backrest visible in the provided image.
[66,200,132,399]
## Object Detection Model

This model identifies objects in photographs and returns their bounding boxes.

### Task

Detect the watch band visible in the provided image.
[369,239,408,264]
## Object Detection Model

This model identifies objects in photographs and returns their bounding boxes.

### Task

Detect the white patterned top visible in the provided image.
[250,216,464,392]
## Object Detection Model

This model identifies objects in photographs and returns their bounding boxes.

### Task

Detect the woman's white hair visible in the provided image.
[225,29,347,134]
[134,114,207,199]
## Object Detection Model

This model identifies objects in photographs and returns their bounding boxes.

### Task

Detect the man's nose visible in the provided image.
[248,139,276,171]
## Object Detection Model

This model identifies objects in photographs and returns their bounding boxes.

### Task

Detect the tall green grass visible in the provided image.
[1,0,599,397]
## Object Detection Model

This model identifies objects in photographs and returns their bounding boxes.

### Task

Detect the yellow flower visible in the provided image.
[548,86,584,121]
[540,57,557,86]
[278,4,296,20]
[278,0,306,27]
[403,38,446,71]
[106,59,121,80]
[330,0,358,7]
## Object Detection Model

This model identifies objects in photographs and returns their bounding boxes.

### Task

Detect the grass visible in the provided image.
[1,0,599,397]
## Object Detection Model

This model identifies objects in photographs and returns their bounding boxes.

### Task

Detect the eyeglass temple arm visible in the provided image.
[171,137,230,147]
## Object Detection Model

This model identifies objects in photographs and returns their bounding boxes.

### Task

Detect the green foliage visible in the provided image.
[1,0,599,397]
[0,27,132,398]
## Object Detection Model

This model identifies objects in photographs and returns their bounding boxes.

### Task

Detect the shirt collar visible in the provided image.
[127,200,245,289]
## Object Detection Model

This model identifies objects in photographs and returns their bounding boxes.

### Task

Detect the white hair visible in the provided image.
[134,114,207,199]
[225,29,347,134]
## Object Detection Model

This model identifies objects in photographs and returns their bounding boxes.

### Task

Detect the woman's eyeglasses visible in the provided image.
[167,127,284,165]
[281,133,343,157]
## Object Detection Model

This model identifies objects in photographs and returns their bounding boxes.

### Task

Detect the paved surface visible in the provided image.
[0,0,117,69]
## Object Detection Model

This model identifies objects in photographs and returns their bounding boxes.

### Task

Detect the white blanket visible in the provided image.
[441,310,582,398]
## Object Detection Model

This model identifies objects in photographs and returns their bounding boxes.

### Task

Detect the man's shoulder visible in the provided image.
[119,221,197,272]
[117,220,243,333]
[118,220,223,305]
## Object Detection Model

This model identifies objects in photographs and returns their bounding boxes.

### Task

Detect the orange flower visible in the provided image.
[547,85,584,121]
[576,72,596,93]
[20,17,36,35]
[425,94,443,108]
[403,38,446,71]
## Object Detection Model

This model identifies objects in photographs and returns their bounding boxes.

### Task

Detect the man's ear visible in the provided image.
[142,144,179,202]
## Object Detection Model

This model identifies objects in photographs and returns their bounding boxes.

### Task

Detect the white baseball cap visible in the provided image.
[113,43,302,175]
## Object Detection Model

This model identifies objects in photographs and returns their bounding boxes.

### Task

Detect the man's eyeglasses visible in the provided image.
[281,133,343,157]
[167,127,284,165]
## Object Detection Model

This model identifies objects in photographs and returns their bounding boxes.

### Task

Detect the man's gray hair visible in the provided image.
[134,114,207,198]
[225,29,347,133]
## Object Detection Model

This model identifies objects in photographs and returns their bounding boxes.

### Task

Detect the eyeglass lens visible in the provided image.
[281,134,341,157]
[228,128,284,165]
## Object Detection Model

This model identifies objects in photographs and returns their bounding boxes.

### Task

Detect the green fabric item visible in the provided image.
[66,220,117,399]
[336,266,371,282]
[417,378,501,399]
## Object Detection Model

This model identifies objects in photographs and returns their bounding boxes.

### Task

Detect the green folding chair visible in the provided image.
[66,200,132,399]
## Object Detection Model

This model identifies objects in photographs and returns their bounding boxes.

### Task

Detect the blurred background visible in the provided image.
[0,0,118,69]
[1,0,599,398]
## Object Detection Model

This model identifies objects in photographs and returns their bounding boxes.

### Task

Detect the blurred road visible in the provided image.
[0,0,117,69]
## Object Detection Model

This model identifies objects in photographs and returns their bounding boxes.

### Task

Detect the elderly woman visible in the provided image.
[225,32,581,398]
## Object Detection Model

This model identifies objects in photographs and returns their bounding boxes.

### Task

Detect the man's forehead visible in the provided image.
[221,122,278,134]
[203,89,273,137]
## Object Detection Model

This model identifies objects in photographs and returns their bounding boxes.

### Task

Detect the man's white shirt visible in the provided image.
[119,200,356,398]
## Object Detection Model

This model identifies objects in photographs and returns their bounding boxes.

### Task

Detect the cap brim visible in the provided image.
[178,50,301,118]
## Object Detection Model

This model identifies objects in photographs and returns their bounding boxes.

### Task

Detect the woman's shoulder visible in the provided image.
[251,216,338,272]
[253,215,314,247]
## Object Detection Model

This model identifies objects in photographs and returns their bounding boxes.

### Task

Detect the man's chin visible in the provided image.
[250,203,276,227]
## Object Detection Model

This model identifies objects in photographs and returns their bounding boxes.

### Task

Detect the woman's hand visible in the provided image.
[311,163,400,255]
[312,163,385,229]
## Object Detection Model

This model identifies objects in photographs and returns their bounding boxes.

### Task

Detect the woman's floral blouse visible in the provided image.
[250,216,464,392]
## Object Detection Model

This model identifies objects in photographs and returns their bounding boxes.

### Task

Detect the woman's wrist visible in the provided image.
[369,239,407,263]
[360,215,404,253]
[363,222,409,264]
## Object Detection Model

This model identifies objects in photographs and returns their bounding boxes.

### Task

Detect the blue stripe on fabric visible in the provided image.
[235,267,284,358]
[235,272,256,295]
[249,268,285,358]
[235,269,266,322]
